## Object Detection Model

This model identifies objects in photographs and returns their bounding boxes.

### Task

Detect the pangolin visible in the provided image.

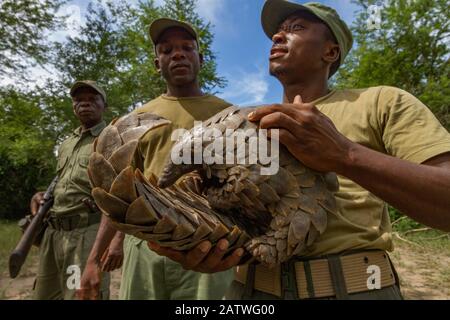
[89,106,338,266]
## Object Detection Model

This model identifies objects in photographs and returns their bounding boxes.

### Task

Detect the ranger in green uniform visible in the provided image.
[30,81,121,300]
[79,19,234,300]
[150,1,450,300]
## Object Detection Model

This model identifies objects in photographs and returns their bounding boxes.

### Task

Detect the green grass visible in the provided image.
[0,220,39,299]
[0,220,40,274]
[0,220,23,274]
[390,212,450,254]
[394,227,450,253]
[405,230,449,252]
[0,220,23,299]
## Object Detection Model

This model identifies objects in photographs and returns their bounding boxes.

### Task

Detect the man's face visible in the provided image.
[154,27,203,86]
[269,12,338,82]
[71,87,105,127]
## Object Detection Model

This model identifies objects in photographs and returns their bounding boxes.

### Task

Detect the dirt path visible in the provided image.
[1,239,448,300]
[390,239,449,299]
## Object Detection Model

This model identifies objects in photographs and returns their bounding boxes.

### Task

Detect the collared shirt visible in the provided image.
[50,121,106,217]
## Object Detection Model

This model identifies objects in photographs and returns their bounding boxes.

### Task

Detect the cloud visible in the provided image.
[196,0,226,24]
[48,3,85,42]
[321,0,360,25]
[0,65,57,89]
[153,0,226,24]
[219,66,269,106]
[0,3,82,86]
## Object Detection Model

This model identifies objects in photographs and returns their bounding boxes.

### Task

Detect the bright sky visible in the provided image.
[6,0,362,107]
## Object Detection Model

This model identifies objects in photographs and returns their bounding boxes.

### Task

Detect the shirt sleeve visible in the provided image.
[131,141,144,172]
[132,123,176,178]
[378,86,450,164]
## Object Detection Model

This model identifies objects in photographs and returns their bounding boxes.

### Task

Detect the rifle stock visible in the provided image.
[9,177,58,279]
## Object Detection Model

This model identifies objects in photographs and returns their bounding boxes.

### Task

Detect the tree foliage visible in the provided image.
[0,88,56,219]
[0,0,225,219]
[0,0,64,76]
[335,0,450,129]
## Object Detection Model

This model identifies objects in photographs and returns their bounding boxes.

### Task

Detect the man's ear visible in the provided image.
[154,57,161,73]
[323,42,340,65]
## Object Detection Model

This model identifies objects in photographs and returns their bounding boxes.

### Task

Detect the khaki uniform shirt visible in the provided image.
[50,121,106,217]
[133,94,232,178]
[304,86,450,257]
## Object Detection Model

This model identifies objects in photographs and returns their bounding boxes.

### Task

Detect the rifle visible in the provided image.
[9,176,58,279]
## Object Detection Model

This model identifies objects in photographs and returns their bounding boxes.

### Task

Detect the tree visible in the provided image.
[335,0,449,129]
[1,0,227,219]
[0,0,64,77]
[0,87,56,219]
[49,1,137,121]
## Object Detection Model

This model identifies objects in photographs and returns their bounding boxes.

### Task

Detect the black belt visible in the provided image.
[47,212,101,231]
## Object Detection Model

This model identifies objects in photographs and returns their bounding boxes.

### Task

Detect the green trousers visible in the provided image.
[119,235,234,300]
[33,223,110,300]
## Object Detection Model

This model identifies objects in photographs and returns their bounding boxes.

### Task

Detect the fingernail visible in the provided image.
[218,241,228,251]
[199,242,210,253]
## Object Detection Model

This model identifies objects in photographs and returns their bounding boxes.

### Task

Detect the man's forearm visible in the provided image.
[338,143,450,231]
[87,215,118,264]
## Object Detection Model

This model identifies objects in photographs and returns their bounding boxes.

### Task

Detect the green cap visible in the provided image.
[149,18,199,47]
[70,80,107,104]
[261,0,353,75]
